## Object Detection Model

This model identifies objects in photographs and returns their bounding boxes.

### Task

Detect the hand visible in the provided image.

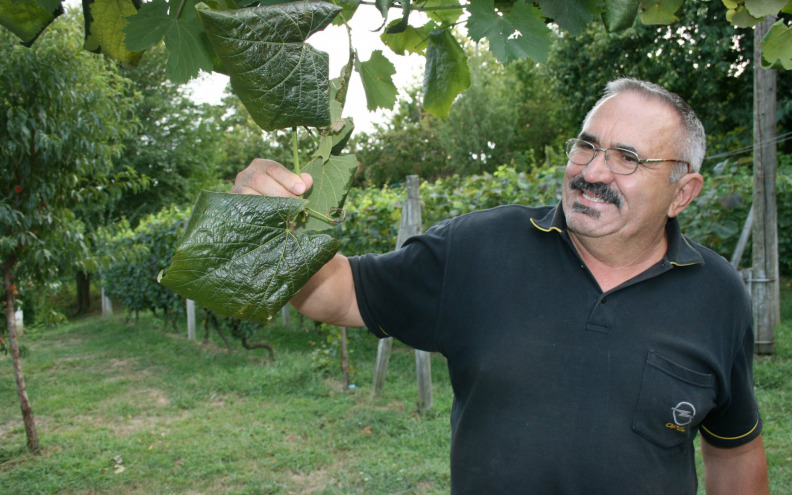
[230,158,313,197]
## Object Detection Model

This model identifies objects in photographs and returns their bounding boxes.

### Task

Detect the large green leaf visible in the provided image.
[467,0,551,64]
[123,0,215,82]
[297,154,359,232]
[196,1,341,131]
[84,0,143,64]
[381,20,431,55]
[423,28,470,118]
[744,0,789,17]
[535,0,599,35]
[159,191,340,324]
[356,49,398,111]
[640,0,684,25]
[601,0,640,32]
[760,19,792,70]
[0,0,62,45]
[424,0,462,25]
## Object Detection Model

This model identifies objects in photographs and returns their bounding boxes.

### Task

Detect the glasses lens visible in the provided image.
[566,139,595,165]
[605,148,640,175]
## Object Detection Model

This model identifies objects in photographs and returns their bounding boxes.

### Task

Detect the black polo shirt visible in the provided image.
[349,204,761,494]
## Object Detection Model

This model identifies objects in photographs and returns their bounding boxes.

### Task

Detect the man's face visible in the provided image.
[561,92,686,245]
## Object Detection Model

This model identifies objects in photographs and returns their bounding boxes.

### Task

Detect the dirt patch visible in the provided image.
[288,458,350,494]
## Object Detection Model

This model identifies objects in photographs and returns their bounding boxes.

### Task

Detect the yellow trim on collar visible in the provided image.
[700,419,760,441]
[671,236,704,267]
[530,218,562,233]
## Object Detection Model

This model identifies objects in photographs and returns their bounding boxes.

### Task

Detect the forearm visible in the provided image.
[702,435,768,495]
[290,254,364,327]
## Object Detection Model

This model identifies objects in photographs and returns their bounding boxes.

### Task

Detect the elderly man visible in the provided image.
[232,78,768,494]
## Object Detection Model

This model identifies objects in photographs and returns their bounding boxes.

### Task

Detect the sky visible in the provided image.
[187,6,427,133]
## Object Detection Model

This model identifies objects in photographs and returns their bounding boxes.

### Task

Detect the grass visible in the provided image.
[1,310,453,494]
[2,285,791,494]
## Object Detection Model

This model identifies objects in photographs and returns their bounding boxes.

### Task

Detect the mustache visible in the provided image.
[569,176,623,208]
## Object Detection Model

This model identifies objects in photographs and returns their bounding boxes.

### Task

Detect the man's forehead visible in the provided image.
[581,93,679,151]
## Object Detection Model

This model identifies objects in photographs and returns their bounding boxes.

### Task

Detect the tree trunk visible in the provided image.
[3,262,40,454]
[76,270,91,315]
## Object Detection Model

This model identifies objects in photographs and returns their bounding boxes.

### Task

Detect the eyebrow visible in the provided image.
[578,132,639,155]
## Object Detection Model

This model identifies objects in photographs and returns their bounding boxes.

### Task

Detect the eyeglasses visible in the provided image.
[565,138,690,176]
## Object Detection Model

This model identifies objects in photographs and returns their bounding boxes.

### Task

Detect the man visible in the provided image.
[232,78,768,494]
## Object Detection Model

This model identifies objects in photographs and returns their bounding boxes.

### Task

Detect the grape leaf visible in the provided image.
[760,19,792,70]
[601,0,640,32]
[356,49,398,111]
[744,0,789,18]
[725,5,762,28]
[535,0,599,35]
[33,0,60,12]
[123,0,215,82]
[381,20,431,55]
[84,0,143,64]
[423,28,469,118]
[640,0,684,25]
[424,0,462,25]
[467,0,551,64]
[0,0,61,45]
[123,0,171,51]
[331,0,360,26]
[196,2,341,131]
[297,154,359,232]
[158,192,340,324]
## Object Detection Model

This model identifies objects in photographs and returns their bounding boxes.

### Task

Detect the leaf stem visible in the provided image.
[174,0,187,19]
[292,127,300,176]
[358,0,463,12]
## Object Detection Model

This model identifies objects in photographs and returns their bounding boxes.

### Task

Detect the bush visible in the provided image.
[101,206,188,327]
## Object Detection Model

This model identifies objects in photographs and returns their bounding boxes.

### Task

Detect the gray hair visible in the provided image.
[582,78,706,182]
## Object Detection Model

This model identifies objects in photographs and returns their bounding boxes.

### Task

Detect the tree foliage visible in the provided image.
[0,12,139,453]
[0,14,139,293]
[546,1,792,158]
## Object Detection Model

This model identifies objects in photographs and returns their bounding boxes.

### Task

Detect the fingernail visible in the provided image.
[294,183,306,195]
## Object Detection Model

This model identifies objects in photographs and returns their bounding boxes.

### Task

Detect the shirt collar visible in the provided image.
[530,203,704,267]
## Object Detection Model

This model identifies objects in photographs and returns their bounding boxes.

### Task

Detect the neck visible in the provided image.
[568,228,668,292]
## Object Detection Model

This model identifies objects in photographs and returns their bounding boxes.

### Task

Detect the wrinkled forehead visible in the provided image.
[581,92,683,153]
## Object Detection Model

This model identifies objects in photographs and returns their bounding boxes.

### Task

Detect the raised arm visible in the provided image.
[230,159,364,327]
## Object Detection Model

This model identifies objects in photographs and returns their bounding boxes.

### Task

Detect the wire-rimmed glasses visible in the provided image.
[565,138,690,176]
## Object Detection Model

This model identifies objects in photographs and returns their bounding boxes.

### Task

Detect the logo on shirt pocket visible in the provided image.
[633,351,716,449]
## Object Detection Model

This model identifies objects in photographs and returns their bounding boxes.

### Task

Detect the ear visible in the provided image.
[668,173,703,218]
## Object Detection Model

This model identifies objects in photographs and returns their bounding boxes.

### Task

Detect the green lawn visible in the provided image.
[1,287,790,494]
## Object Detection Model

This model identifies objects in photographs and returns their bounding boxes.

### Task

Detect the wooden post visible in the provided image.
[281,305,289,326]
[14,307,23,336]
[186,299,196,341]
[415,348,433,410]
[101,287,113,317]
[371,176,432,409]
[340,327,350,390]
[372,336,393,394]
[751,17,779,355]
[730,204,753,269]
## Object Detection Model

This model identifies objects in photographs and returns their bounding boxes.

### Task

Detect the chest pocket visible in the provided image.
[632,351,717,449]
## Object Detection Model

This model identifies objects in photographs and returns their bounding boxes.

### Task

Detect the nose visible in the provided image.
[581,150,615,184]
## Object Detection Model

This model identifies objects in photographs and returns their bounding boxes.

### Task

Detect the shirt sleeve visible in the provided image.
[348,219,452,353]
[699,324,763,448]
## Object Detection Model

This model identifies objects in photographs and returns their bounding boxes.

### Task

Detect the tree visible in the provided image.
[354,86,449,186]
[0,14,138,453]
[545,2,791,158]
[115,43,224,228]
